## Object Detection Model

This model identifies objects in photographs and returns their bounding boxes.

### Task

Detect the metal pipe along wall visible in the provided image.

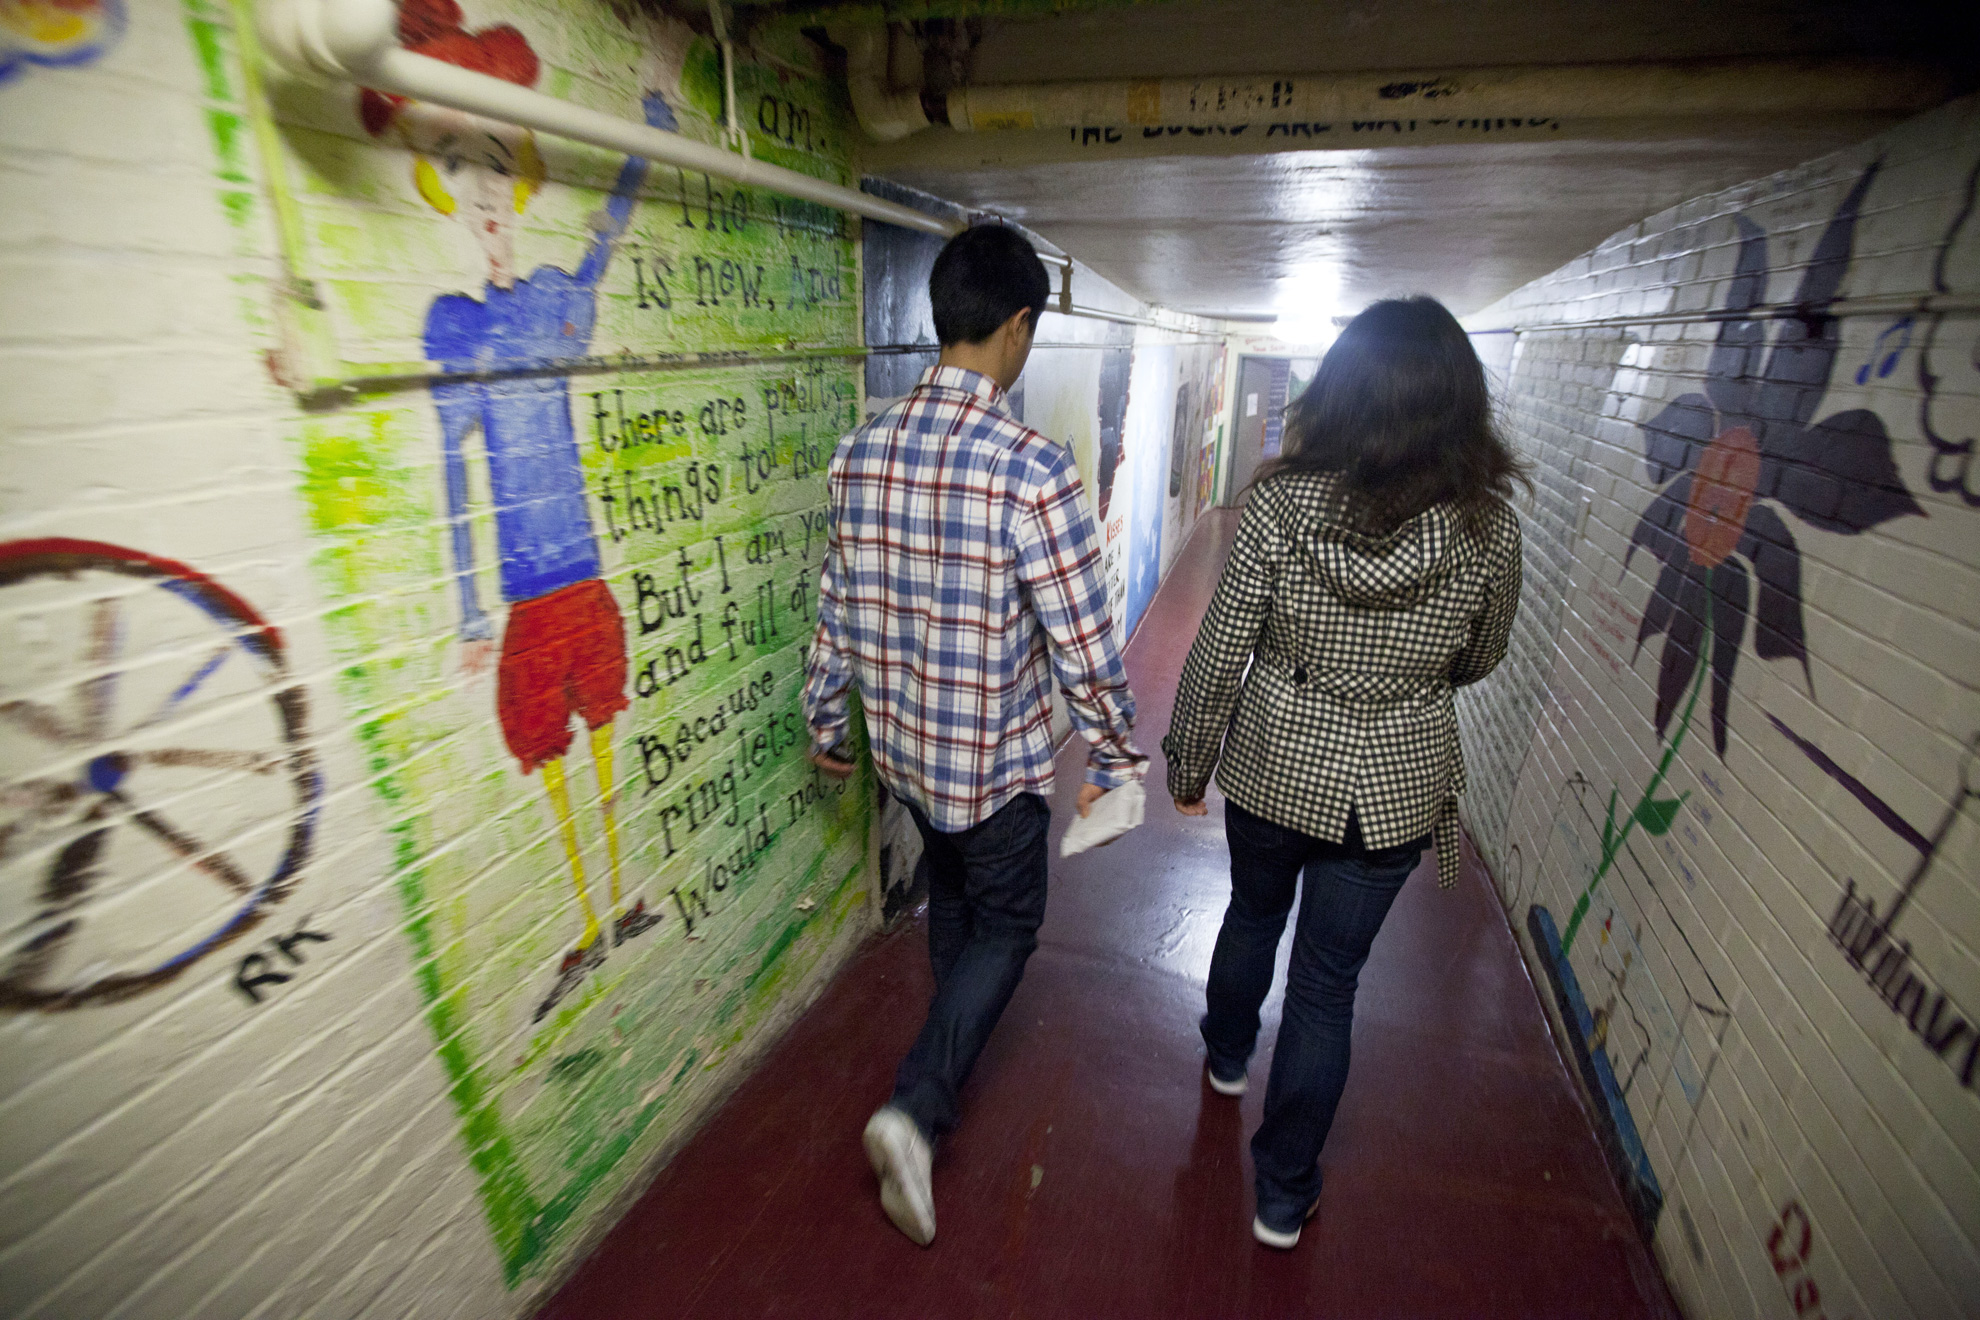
[253,0,962,237]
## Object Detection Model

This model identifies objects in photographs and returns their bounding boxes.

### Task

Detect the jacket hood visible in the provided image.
[1285,481,1485,610]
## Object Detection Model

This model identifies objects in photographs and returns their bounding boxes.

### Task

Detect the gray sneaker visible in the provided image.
[1206,1062,1247,1096]
[1252,1195,1322,1249]
[863,1106,935,1246]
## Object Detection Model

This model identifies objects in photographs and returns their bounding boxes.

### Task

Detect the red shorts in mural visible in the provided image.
[497,578,630,771]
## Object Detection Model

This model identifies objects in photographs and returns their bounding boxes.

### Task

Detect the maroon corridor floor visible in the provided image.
[539,510,1679,1320]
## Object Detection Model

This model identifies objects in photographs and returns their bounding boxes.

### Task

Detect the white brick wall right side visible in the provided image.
[1459,95,1980,1320]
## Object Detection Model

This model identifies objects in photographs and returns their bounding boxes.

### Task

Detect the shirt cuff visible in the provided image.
[1158,734,1208,802]
[1168,779,1211,805]
[1084,753,1146,791]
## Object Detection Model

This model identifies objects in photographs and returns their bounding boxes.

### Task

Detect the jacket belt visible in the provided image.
[1434,797,1459,890]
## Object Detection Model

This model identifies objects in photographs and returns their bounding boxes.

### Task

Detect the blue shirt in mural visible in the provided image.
[424,93,675,635]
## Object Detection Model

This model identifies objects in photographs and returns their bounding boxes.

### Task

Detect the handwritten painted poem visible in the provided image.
[264,1,869,1284]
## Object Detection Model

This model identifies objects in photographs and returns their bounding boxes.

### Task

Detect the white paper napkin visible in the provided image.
[1058,781,1146,857]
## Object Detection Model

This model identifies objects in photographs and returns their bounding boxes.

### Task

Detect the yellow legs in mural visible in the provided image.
[589,726,660,945]
[541,756,604,949]
[534,726,659,1024]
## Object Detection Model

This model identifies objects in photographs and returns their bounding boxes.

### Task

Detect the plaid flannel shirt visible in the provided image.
[804,365,1145,830]
[1162,472,1522,888]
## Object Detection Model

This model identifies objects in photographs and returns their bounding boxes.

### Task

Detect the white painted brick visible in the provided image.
[0,3,1204,1316]
[4,4,1974,1319]
[1464,94,1980,1320]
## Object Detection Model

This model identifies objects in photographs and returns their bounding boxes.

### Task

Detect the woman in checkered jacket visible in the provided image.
[1161,296,1527,1249]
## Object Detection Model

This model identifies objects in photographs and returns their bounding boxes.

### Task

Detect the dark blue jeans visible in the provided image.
[1201,802,1425,1231]
[892,792,1051,1140]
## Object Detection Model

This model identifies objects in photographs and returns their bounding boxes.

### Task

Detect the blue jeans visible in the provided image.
[892,792,1051,1140]
[1201,802,1425,1231]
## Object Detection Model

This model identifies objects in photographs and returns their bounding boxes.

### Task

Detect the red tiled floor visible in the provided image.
[538,510,1680,1320]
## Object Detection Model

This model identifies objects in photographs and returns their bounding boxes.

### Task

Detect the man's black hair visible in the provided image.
[928,224,1050,347]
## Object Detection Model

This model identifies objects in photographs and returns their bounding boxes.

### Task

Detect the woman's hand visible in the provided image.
[1174,797,1209,817]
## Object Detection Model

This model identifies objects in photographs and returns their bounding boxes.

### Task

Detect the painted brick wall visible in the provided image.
[1458,96,1980,1320]
[0,2,878,1316]
[0,3,1214,1315]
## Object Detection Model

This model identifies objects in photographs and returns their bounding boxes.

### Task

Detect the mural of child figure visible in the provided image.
[360,0,679,1021]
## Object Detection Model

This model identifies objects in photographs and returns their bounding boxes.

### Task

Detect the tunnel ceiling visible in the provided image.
[871,129,1906,322]
[842,0,1970,322]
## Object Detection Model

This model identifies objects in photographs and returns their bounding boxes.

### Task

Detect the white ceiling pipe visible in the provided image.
[254,0,961,237]
[829,23,929,142]
[940,58,1950,132]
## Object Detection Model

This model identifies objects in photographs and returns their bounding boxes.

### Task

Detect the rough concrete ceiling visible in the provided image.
[876,125,1900,321]
[855,0,1968,323]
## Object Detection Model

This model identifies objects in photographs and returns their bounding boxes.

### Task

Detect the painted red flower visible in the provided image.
[1623,163,1922,756]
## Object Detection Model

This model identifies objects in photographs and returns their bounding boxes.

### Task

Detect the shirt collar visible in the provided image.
[917,364,1011,417]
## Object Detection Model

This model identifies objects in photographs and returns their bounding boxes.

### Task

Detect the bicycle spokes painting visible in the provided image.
[0,539,321,1010]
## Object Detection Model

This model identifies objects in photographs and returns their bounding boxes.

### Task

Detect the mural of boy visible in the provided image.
[359,0,679,1019]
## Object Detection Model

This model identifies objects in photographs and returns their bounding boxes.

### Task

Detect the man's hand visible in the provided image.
[809,748,856,780]
[1076,782,1107,818]
[1174,797,1209,817]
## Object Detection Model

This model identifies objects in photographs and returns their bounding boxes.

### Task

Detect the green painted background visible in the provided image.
[191,0,874,1283]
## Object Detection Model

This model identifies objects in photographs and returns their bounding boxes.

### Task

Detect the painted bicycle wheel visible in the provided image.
[0,539,321,1010]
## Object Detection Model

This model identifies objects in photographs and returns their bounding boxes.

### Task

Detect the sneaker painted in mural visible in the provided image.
[613,899,661,946]
[863,1105,936,1246]
[534,936,606,1023]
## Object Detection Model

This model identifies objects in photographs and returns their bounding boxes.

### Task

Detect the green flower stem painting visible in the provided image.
[1560,603,1707,954]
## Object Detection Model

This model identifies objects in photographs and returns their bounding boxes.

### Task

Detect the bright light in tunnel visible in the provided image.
[1269,265,1341,351]
[1270,308,1338,351]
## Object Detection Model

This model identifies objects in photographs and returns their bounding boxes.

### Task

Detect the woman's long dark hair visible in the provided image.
[1256,296,1529,535]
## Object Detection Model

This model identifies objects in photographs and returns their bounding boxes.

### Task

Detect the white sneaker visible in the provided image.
[1251,1196,1321,1249]
[863,1106,935,1246]
[1206,1063,1247,1096]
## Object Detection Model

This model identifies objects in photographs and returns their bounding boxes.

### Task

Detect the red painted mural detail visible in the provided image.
[1768,1201,1853,1320]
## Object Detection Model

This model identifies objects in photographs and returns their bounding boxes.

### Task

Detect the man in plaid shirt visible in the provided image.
[804,225,1144,1246]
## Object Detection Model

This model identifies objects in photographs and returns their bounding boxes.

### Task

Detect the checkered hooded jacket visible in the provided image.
[1162,471,1522,888]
